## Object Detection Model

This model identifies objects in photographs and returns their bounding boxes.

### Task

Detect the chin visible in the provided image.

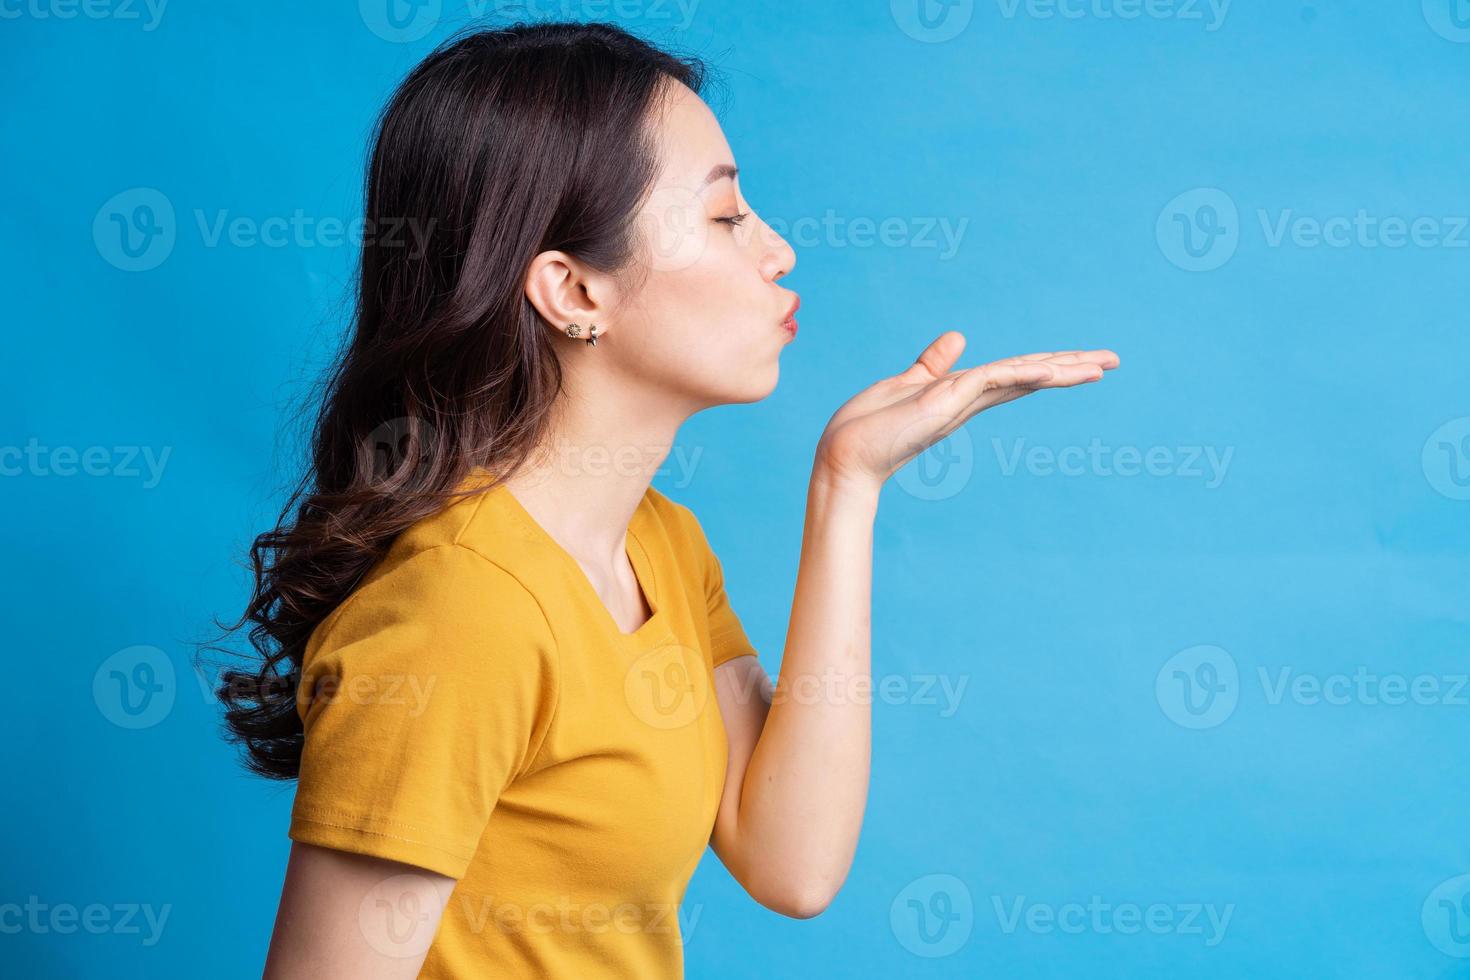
[746,360,783,403]
[702,363,779,408]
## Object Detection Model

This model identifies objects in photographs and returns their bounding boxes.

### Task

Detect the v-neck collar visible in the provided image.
[475,469,669,646]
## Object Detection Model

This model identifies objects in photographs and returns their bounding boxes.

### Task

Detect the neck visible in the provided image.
[497,357,692,567]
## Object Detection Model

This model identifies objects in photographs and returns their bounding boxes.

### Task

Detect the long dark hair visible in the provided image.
[209,22,707,779]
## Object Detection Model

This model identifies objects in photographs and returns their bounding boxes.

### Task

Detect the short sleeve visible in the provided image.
[677,505,760,668]
[288,544,557,879]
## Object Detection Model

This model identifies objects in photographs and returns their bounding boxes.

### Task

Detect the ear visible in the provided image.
[523,250,618,340]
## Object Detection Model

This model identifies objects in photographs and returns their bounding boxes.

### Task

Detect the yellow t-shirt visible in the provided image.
[287,466,760,978]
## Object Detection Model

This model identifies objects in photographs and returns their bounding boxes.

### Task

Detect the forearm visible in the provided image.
[730,463,879,908]
[715,338,1117,915]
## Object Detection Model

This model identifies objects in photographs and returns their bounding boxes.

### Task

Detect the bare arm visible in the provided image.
[710,332,1119,917]
[709,472,877,918]
[263,842,455,979]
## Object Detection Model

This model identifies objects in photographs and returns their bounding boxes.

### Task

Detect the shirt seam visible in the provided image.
[448,540,564,782]
[290,811,475,862]
[303,493,493,658]
[626,526,660,614]
[302,533,563,786]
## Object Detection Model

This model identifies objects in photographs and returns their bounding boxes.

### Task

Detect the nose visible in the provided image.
[758,220,797,282]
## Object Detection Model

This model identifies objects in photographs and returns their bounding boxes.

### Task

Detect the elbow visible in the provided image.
[776,891,834,920]
[753,879,839,920]
[721,835,851,919]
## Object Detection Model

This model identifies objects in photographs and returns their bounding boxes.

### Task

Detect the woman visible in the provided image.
[218,20,1118,979]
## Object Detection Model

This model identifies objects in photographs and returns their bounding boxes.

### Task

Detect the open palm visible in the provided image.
[815,331,1121,492]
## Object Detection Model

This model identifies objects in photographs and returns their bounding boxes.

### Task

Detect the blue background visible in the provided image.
[3,1,1468,976]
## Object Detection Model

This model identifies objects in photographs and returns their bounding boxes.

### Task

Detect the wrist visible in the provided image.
[809,458,881,515]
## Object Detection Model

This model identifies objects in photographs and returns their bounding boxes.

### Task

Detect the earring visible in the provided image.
[586,324,598,347]
[566,323,582,338]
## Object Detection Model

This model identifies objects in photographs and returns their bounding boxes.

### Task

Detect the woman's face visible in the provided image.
[615,81,799,408]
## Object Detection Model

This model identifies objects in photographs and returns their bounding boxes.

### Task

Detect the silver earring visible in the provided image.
[586,324,598,347]
[566,322,582,338]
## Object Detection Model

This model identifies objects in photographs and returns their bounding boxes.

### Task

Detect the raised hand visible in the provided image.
[813,330,1120,495]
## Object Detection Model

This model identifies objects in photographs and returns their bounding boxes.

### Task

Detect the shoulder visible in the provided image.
[393,481,509,556]
[638,487,733,605]
[643,485,718,542]
[304,539,555,676]
[641,486,719,560]
[643,484,699,532]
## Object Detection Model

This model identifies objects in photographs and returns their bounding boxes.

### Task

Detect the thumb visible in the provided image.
[899,330,966,382]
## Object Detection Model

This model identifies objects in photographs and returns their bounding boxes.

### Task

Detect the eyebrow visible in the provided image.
[700,163,739,188]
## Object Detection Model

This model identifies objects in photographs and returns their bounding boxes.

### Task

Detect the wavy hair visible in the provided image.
[207,21,707,778]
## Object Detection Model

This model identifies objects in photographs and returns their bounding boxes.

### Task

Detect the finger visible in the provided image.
[995,349,1120,369]
[922,358,1104,446]
[995,350,1084,364]
[1013,362,1105,392]
[897,330,967,383]
[1017,360,1107,388]
[939,361,1051,404]
[937,354,1115,435]
[942,349,1120,384]
[922,376,1058,448]
[1058,348,1120,369]
[946,359,1102,403]
[940,367,1096,432]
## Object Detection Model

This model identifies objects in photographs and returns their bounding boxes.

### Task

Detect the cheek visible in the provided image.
[629,282,778,403]
[624,249,779,400]
[680,261,770,361]
[645,250,758,336]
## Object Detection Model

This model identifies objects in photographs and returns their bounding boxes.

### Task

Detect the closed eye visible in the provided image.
[715,211,750,226]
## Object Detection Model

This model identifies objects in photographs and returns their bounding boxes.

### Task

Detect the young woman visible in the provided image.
[218,21,1118,979]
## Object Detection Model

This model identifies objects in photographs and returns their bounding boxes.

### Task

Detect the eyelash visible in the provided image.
[716,211,750,226]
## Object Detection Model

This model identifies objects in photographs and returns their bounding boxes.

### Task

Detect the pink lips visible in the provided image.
[780,294,800,338]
